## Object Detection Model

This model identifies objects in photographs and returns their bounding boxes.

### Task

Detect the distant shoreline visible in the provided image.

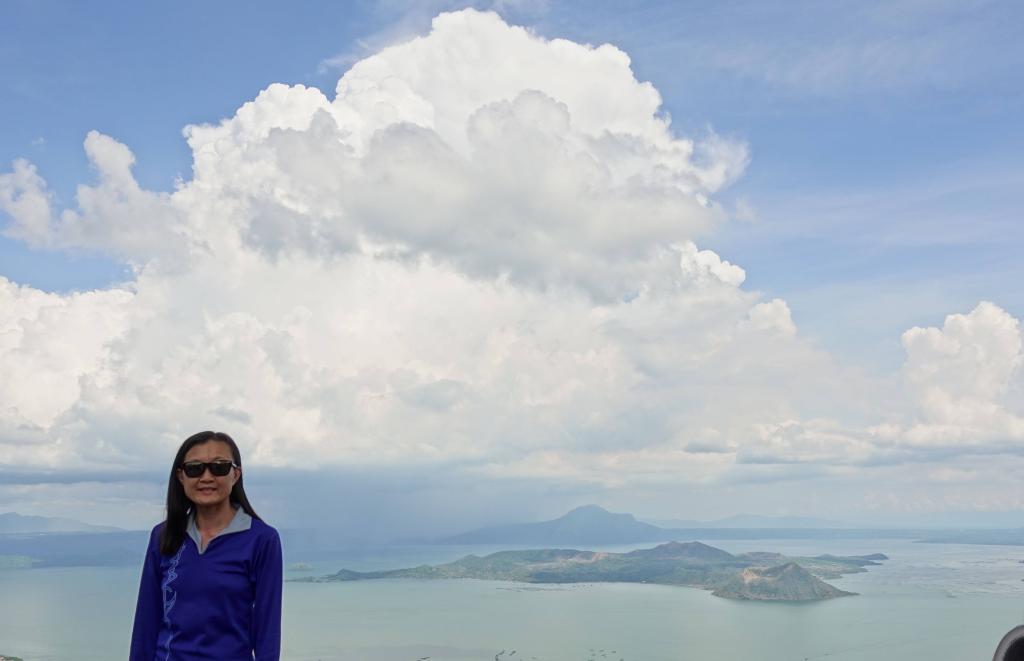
[292,541,889,602]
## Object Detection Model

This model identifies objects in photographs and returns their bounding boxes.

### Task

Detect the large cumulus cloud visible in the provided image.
[7,11,748,296]
[873,301,1024,449]
[0,9,1021,507]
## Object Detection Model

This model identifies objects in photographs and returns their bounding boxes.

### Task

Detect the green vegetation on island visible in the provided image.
[295,541,888,601]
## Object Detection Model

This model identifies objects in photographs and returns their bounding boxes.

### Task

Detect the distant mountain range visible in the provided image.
[919,529,1024,545]
[0,512,121,534]
[438,505,895,546]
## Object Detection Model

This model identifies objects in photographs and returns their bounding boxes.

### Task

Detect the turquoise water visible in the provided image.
[1,539,1023,660]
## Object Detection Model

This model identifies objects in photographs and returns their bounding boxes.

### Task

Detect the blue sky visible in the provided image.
[4,0,1021,366]
[2,0,1023,531]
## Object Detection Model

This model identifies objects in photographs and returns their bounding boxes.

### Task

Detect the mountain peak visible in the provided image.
[561,505,624,519]
[630,541,736,561]
[712,562,854,601]
[567,504,609,513]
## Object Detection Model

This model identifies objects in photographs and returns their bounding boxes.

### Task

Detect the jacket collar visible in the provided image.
[186,505,252,555]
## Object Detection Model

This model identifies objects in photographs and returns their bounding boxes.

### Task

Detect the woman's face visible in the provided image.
[176,440,240,509]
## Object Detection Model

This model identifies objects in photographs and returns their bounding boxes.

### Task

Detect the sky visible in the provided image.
[1,0,1023,536]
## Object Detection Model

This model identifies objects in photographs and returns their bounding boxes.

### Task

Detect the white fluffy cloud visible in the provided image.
[0,9,1020,498]
[1,132,187,265]
[891,301,1024,446]
[5,11,748,298]
[0,160,53,246]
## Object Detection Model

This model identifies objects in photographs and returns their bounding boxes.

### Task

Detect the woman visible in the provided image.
[129,431,283,660]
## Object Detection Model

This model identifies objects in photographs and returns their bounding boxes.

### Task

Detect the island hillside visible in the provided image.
[712,563,851,601]
[295,540,887,602]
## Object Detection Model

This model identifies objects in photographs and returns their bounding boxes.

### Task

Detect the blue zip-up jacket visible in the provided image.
[129,507,283,660]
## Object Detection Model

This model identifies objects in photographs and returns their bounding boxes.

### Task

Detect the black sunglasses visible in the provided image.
[179,460,238,478]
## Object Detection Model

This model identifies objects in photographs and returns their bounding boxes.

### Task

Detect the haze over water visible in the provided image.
[2,539,1021,660]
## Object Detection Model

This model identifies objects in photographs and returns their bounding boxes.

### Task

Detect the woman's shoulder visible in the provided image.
[249,516,281,540]
[143,521,166,552]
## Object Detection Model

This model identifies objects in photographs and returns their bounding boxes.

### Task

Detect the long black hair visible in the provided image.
[159,431,261,556]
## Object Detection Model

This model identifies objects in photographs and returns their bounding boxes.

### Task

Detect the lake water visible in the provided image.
[2,538,1023,660]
